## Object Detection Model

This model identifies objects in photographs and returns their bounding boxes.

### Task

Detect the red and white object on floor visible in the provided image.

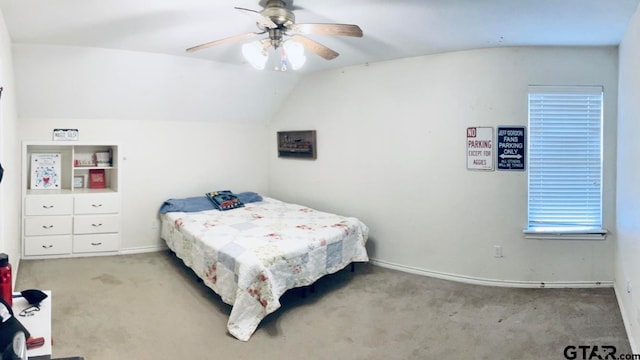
[12,291,51,359]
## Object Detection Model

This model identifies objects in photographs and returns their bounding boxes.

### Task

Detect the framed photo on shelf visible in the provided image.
[277,130,317,159]
[73,175,86,189]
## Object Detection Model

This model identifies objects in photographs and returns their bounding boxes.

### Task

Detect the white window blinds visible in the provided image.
[527,86,603,233]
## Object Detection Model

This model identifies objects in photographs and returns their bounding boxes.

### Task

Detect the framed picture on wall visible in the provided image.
[277,130,317,159]
[52,128,79,141]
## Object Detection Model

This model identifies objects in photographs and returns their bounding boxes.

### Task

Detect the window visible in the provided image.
[526,86,606,238]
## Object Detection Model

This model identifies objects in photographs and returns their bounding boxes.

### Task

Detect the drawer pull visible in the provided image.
[91,223,103,227]
[41,245,53,249]
[42,205,54,209]
[91,242,103,246]
[42,225,54,229]
[91,204,103,208]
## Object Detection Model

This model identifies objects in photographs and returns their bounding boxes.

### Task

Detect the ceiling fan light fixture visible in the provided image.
[284,40,306,70]
[242,41,268,70]
[187,2,363,71]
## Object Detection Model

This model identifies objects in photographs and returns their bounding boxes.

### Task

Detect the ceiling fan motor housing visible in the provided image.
[261,0,295,28]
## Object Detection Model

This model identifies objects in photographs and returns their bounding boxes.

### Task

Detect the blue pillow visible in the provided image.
[236,192,263,204]
[159,196,216,214]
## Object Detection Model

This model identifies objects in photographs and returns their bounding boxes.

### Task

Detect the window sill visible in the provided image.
[523,229,608,240]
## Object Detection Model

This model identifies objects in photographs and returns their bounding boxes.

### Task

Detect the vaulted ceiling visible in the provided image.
[1,0,638,123]
[1,0,638,74]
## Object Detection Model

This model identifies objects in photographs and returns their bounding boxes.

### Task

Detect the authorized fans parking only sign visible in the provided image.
[496,126,526,171]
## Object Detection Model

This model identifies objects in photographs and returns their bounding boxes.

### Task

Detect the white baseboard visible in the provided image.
[369,258,614,289]
[614,283,638,354]
[119,245,168,255]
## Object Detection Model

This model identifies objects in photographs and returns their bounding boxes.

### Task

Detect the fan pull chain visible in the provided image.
[279,47,288,72]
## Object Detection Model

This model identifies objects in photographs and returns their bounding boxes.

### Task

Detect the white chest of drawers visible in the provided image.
[73,194,121,253]
[22,142,121,259]
[23,196,73,256]
[23,194,121,257]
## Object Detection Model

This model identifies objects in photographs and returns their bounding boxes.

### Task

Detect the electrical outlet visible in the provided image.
[627,281,632,294]
[493,245,503,258]
[151,219,160,230]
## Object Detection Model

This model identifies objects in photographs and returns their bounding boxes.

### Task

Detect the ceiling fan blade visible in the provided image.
[289,35,339,60]
[186,32,261,53]
[234,7,278,28]
[289,23,363,37]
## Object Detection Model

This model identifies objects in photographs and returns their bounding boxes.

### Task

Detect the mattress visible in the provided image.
[160,196,369,341]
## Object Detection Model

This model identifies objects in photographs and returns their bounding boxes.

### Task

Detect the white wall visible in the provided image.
[0,9,21,276]
[269,46,619,286]
[13,45,281,252]
[13,44,300,123]
[19,118,270,251]
[616,4,640,351]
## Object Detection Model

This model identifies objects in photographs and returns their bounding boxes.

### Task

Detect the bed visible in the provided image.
[159,194,369,341]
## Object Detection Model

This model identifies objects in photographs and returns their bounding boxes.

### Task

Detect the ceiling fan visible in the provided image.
[186,0,363,70]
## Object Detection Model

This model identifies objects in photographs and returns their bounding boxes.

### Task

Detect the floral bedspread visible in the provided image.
[159,196,369,341]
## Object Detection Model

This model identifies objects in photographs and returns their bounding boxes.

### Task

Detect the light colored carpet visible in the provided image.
[16,251,631,360]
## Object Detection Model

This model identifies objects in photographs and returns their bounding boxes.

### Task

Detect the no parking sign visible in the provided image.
[467,127,494,170]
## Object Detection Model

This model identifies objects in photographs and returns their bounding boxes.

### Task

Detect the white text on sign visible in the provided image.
[496,126,526,171]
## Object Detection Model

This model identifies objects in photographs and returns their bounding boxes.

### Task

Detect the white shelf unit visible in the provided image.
[21,141,121,258]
